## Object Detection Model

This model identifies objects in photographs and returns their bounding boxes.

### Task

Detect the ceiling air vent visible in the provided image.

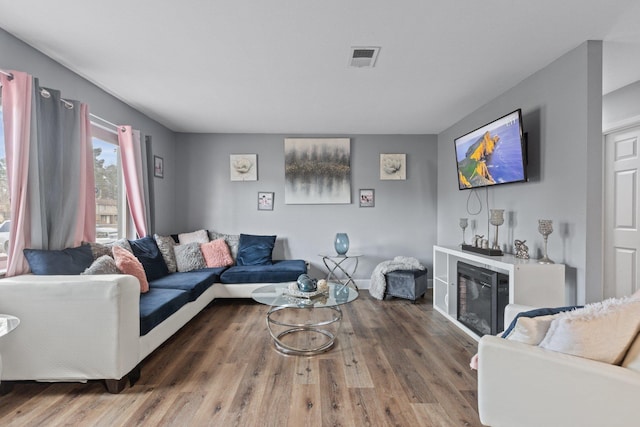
[349,46,380,68]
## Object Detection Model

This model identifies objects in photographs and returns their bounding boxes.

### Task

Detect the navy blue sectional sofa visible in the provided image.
[139,260,306,336]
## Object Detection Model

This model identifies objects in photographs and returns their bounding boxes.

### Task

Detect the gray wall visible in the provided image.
[0,28,177,234]
[174,133,437,283]
[436,41,603,304]
[603,80,640,131]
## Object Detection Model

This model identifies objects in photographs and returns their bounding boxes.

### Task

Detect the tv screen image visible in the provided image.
[454,109,527,190]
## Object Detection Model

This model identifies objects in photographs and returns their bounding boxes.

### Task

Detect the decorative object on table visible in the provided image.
[153,155,164,178]
[380,153,406,180]
[334,233,350,255]
[257,191,274,210]
[296,274,318,292]
[459,218,468,245]
[461,235,503,256]
[317,279,328,293]
[474,234,484,247]
[359,189,375,207]
[489,209,505,252]
[514,239,530,259]
[230,154,257,181]
[284,138,350,204]
[538,219,555,264]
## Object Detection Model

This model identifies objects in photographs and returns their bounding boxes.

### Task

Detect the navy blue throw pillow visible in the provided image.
[236,234,276,266]
[129,236,169,281]
[24,244,94,275]
[501,305,583,338]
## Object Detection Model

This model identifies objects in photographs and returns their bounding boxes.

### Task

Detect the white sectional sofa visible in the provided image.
[0,273,296,393]
[477,304,640,427]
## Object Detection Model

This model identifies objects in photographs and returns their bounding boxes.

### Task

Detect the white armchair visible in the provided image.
[477,304,640,427]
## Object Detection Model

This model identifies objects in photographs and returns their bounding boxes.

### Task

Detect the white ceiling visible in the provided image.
[1,0,639,134]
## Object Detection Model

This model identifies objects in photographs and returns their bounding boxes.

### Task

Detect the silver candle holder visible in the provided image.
[538,219,555,264]
[489,209,504,251]
[459,218,468,246]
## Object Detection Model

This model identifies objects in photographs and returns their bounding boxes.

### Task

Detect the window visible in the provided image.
[91,122,124,243]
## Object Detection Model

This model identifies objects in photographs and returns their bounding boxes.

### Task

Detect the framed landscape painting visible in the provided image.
[284,138,351,204]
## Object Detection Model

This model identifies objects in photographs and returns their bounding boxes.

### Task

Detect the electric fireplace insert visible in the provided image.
[457,261,509,336]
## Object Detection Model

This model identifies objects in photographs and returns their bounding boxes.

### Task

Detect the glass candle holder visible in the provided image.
[489,209,504,251]
[538,219,554,264]
[459,218,468,246]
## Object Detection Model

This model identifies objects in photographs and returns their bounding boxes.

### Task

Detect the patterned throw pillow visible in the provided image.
[82,255,121,275]
[154,234,177,273]
[174,242,207,272]
[178,229,209,245]
[112,245,149,293]
[208,231,240,261]
[200,239,234,268]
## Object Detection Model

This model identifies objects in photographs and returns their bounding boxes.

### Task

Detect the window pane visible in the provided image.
[93,135,121,243]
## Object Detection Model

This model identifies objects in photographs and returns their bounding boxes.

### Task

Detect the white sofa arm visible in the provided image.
[478,335,640,427]
[0,274,140,382]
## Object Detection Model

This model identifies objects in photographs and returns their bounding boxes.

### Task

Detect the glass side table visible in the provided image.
[320,254,361,290]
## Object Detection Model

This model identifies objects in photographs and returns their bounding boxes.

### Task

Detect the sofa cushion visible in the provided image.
[113,245,149,293]
[208,231,240,260]
[130,236,169,281]
[154,234,177,273]
[539,297,640,364]
[501,306,581,338]
[174,242,207,272]
[139,288,191,336]
[24,245,94,275]
[201,239,234,268]
[149,268,224,301]
[220,260,307,284]
[178,229,209,245]
[81,255,121,275]
[622,333,640,373]
[236,234,276,266]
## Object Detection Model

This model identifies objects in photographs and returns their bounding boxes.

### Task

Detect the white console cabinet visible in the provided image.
[433,245,567,340]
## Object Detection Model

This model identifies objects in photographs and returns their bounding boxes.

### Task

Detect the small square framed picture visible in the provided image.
[154,155,164,178]
[359,189,375,207]
[258,192,274,210]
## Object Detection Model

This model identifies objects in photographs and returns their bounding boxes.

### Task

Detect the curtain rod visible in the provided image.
[89,113,126,132]
[0,69,14,80]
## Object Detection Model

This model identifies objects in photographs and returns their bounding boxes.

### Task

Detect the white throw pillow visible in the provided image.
[505,314,559,345]
[539,297,640,364]
[178,229,209,245]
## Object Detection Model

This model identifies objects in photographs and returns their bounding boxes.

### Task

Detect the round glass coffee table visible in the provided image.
[252,283,358,355]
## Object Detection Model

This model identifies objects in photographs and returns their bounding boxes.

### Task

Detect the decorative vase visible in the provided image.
[334,233,349,255]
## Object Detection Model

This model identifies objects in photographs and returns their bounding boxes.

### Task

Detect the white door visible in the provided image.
[604,125,640,298]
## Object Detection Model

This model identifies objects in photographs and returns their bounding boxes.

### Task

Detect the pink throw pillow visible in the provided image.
[113,245,149,293]
[201,239,234,268]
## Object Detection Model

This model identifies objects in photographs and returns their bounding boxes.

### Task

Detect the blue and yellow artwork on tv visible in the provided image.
[454,109,527,190]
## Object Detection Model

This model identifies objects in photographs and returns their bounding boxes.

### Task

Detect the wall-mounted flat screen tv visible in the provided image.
[454,109,527,190]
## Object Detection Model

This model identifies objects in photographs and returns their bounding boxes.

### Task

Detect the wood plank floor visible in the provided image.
[0,290,481,427]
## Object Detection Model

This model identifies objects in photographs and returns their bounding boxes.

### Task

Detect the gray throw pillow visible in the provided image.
[208,231,240,261]
[83,241,113,260]
[154,234,177,273]
[174,242,206,272]
[81,255,121,275]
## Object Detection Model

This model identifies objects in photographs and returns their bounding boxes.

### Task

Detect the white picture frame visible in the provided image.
[230,154,257,181]
[380,153,406,180]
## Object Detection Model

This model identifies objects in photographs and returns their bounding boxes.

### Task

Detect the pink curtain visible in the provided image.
[1,71,33,276]
[118,126,148,237]
[75,103,96,244]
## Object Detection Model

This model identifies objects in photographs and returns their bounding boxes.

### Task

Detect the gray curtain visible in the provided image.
[28,80,91,250]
